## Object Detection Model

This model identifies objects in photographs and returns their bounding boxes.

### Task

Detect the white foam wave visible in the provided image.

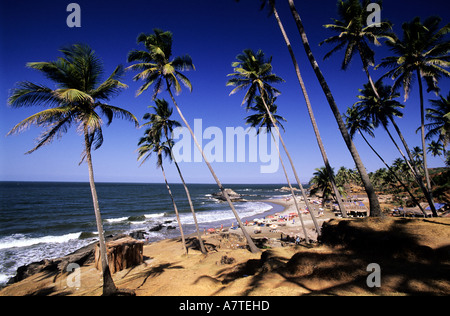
[105,217,128,223]
[144,213,165,219]
[0,232,82,250]
[180,202,273,225]
[0,273,10,285]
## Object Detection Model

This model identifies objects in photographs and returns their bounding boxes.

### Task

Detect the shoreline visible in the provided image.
[0,195,331,289]
[2,198,449,296]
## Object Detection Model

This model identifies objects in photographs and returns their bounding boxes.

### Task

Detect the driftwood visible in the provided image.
[95,237,144,274]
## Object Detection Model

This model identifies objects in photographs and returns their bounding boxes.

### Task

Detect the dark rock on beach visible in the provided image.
[212,188,245,202]
[149,224,164,232]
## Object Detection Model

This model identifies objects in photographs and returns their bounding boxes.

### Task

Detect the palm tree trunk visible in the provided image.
[288,0,382,217]
[165,129,206,254]
[390,118,438,217]
[84,132,117,296]
[271,3,348,218]
[166,82,260,253]
[358,55,437,217]
[359,48,381,100]
[160,162,187,255]
[258,87,321,236]
[417,70,436,216]
[269,130,310,242]
[358,131,427,216]
[173,158,207,254]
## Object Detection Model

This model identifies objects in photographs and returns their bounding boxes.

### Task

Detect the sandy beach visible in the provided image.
[1,195,449,297]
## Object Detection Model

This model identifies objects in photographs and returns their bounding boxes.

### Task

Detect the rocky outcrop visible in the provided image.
[212,189,245,202]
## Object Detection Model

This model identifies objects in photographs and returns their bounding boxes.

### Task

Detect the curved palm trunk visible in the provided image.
[389,119,438,216]
[358,131,427,216]
[166,83,260,253]
[417,71,436,216]
[160,162,187,255]
[173,158,207,254]
[269,131,310,242]
[359,48,382,101]
[271,4,348,218]
[165,130,207,254]
[288,0,382,217]
[258,87,321,236]
[84,133,117,296]
[359,50,438,217]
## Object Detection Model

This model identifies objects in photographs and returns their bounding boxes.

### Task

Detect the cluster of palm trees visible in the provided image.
[320,0,449,217]
[6,0,448,295]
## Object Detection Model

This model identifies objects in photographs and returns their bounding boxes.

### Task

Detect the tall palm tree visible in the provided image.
[246,95,311,242]
[236,0,348,216]
[137,132,187,255]
[142,99,206,254]
[376,16,450,207]
[320,0,394,97]
[288,0,382,217]
[127,29,260,253]
[345,105,427,215]
[355,80,437,215]
[227,49,321,235]
[7,44,139,296]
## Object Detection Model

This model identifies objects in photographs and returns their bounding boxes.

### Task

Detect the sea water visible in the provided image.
[0,182,288,286]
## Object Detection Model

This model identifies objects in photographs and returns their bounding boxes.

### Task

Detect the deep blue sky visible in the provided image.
[0,0,449,184]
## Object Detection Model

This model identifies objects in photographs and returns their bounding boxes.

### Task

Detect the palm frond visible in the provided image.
[97,103,139,127]
[8,82,62,108]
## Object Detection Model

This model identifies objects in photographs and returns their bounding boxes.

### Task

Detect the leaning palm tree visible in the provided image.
[376,16,450,209]
[320,0,394,98]
[127,29,260,253]
[246,95,311,242]
[7,44,139,296]
[137,132,187,255]
[355,80,437,215]
[287,0,382,217]
[345,104,427,215]
[227,49,321,235]
[143,99,206,254]
[242,0,348,217]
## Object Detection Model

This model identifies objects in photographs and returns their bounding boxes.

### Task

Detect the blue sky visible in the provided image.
[0,0,449,184]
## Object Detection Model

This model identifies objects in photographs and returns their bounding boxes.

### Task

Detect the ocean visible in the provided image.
[0,181,289,286]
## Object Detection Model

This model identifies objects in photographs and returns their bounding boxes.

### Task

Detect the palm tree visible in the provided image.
[428,140,446,162]
[137,132,187,255]
[127,29,260,253]
[310,167,344,206]
[425,91,450,149]
[246,95,311,242]
[376,16,450,207]
[355,80,438,217]
[345,104,427,215]
[335,166,353,188]
[320,0,394,97]
[142,99,206,254]
[245,96,287,133]
[7,44,139,296]
[236,0,348,216]
[227,49,321,235]
[288,0,382,217]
